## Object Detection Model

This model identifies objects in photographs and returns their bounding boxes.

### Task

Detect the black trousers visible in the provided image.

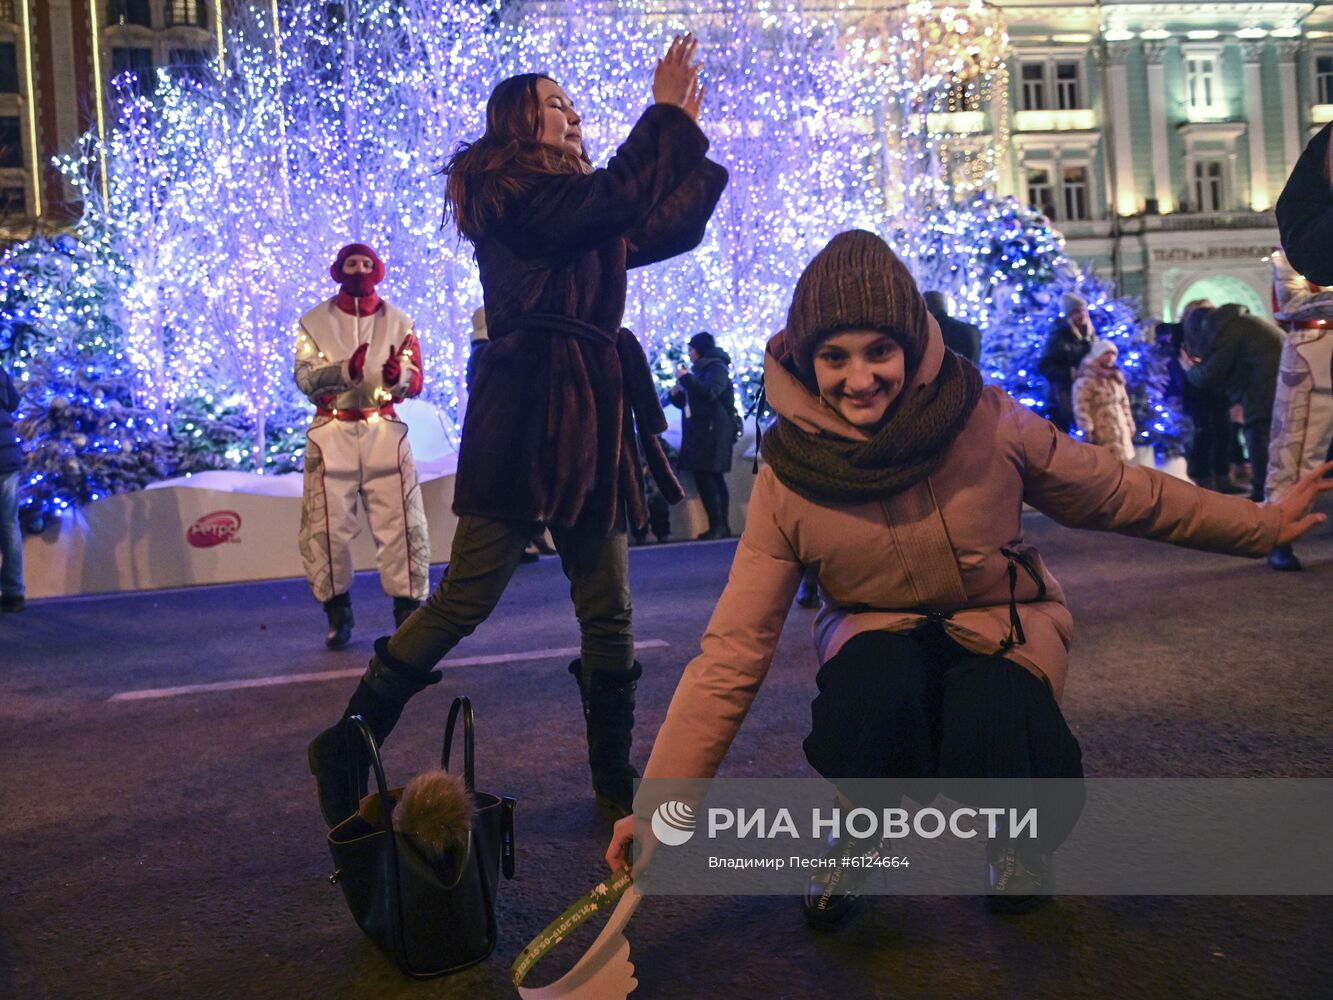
[1243,419,1271,502]
[803,627,1084,853]
[692,470,730,531]
[1183,382,1233,480]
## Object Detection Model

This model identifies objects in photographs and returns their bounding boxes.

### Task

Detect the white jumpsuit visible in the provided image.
[1267,250,1333,503]
[295,297,430,603]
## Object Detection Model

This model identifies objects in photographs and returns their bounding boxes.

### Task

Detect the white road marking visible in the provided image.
[108,639,671,703]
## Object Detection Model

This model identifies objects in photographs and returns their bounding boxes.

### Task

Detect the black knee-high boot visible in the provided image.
[308,637,441,828]
[568,659,642,818]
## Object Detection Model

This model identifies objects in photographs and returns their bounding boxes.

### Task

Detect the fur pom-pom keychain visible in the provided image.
[396,768,474,871]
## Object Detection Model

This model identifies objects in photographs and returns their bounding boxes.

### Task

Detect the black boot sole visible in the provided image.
[802,888,866,928]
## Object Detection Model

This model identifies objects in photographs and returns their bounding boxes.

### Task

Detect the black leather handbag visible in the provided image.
[326,697,516,978]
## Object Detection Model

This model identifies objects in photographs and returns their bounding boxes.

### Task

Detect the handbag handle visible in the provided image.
[441,696,476,792]
[348,715,396,834]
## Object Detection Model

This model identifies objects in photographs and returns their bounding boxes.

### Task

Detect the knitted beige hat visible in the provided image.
[785,230,928,374]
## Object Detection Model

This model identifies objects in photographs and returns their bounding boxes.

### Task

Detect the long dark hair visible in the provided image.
[442,73,592,242]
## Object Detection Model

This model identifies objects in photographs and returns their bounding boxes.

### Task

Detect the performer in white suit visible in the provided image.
[1266,247,1333,571]
[295,243,431,648]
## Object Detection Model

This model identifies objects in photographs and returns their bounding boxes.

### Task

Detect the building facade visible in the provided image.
[0,0,223,240]
[5,1,1333,323]
[993,0,1333,321]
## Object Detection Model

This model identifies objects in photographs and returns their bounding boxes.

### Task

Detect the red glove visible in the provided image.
[382,344,402,387]
[397,334,424,397]
[348,342,369,384]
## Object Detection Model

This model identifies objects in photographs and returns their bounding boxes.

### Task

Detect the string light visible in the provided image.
[0,0,1188,527]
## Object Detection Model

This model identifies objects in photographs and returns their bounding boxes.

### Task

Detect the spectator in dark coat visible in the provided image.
[1158,299,1246,493]
[1275,121,1333,285]
[923,290,981,365]
[1179,303,1283,502]
[1038,292,1097,431]
[669,331,739,539]
[0,363,24,612]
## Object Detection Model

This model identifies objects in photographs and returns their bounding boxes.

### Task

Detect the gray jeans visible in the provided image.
[386,513,634,676]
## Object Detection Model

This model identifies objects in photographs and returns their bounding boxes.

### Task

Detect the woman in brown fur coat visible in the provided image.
[1071,339,1137,462]
[309,35,729,827]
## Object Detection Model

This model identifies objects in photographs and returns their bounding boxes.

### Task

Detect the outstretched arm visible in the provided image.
[626,158,729,269]
[1273,461,1333,545]
[1017,402,1283,555]
[502,36,714,258]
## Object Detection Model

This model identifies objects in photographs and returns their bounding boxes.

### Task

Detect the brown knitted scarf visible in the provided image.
[761,350,984,504]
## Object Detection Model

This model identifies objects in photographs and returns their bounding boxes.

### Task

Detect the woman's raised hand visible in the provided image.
[1274,460,1333,544]
[654,33,703,120]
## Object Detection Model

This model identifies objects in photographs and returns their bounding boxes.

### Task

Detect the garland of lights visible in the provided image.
[0,0,1188,526]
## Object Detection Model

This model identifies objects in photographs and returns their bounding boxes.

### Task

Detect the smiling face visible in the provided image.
[812,329,907,431]
[535,78,583,158]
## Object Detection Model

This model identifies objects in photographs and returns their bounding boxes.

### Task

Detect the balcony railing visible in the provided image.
[926,111,987,135]
[1014,108,1096,132]
[0,1,15,25]
[1129,210,1277,232]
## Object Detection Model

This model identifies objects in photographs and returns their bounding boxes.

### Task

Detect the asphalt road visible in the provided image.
[1,503,1330,999]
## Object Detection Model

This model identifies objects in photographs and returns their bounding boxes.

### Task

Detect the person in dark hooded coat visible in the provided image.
[1179,303,1283,503]
[669,331,740,539]
[1275,121,1333,285]
[0,362,23,613]
[923,290,981,365]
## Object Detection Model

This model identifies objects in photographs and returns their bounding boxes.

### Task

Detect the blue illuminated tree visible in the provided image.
[0,235,173,531]
[899,194,1189,457]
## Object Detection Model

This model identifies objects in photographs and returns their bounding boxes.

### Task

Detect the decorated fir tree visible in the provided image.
[898,194,1189,458]
[0,235,173,531]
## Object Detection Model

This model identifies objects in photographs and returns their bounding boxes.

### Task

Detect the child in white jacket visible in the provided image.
[1072,339,1136,462]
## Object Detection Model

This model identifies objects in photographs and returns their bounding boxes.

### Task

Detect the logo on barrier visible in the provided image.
[651,800,698,846]
[187,510,242,548]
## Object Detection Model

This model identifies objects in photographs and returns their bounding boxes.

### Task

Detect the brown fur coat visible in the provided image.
[453,103,729,534]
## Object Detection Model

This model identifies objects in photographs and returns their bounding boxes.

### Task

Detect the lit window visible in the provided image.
[1317,55,1333,105]
[107,0,152,27]
[0,43,16,94]
[168,48,211,82]
[0,185,24,218]
[1027,167,1055,218]
[1055,62,1081,110]
[0,116,20,168]
[111,47,155,97]
[1186,55,1222,114]
[1021,63,1046,111]
[1062,166,1090,220]
[1194,159,1225,211]
[165,0,208,29]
